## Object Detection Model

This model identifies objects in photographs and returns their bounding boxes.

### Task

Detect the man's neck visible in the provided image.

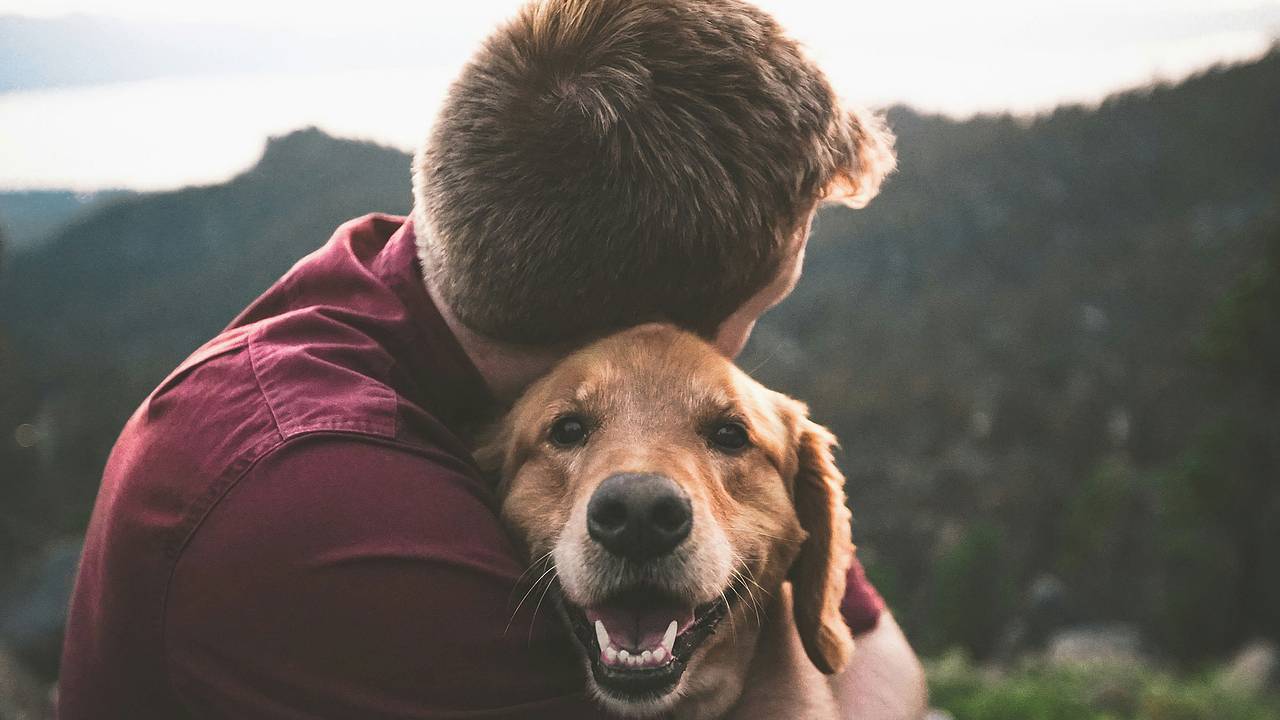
[423,275,568,406]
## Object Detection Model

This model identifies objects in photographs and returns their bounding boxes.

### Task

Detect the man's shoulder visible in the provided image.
[183,435,509,575]
[106,314,452,554]
[138,306,423,462]
[161,435,590,717]
[134,308,493,528]
[242,311,401,441]
[140,210,446,450]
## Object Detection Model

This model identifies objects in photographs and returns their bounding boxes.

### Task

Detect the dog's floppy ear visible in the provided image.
[789,415,856,675]
[472,417,514,490]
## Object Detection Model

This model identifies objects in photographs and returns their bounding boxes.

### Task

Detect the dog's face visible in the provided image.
[482,324,854,717]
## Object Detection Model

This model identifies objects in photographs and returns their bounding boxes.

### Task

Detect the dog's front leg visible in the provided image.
[724,583,840,719]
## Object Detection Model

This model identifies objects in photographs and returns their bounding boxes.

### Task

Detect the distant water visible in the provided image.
[0,69,452,192]
[0,27,1273,192]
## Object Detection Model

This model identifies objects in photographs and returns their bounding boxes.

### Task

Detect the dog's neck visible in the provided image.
[671,626,763,720]
[682,584,840,719]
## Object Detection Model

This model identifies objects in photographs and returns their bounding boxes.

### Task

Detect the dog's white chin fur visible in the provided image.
[589,679,686,719]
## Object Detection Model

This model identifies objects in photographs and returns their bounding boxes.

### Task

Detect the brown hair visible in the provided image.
[413,0,895,345]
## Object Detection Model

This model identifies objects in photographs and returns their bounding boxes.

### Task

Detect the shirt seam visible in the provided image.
[158,429,458,706]
[245,324,399,441]
[159,340,287,704]
[246,329,285,434]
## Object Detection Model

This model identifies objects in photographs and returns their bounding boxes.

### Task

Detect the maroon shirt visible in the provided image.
[59,214,883,719]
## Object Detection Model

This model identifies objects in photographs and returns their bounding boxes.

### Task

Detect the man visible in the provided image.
[59,0,925,717]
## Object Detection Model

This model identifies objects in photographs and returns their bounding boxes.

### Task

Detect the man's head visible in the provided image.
[413,0,895,351]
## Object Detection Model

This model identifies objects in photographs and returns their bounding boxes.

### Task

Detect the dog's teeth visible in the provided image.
[605,646,619,664]
[641,650,652,664]
[618,649,630,662]
[662,620,678,651]
[653,647,667,663]
[594,620,610,650]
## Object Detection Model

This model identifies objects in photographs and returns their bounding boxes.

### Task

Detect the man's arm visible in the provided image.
[730,588,925,720]
[164,436,616,719]
[828,612,928,720]
[832,549,927,719]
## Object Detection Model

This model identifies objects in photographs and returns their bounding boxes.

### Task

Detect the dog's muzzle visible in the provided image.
[561,472,732,703]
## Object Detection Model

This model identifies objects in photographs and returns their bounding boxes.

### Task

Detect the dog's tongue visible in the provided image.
[584,591,695,651]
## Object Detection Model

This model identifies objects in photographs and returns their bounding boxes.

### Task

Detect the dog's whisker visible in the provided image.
[734,571,762,618]
[742,343,782,377]
[730,558,766,626]
[727,572,761,629]
[510,560,557,613]
[507,551,555,605]
[518,550,556,582]
[732,526,803,544]
[505,562,558,637]
[527,573,560,646]
[719,586,739,645]
[737,562,773,602]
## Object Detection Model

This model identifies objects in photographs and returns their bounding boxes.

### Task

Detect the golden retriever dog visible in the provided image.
[479,323,857,718]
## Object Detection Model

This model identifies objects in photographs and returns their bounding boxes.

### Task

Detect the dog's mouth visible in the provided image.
[562,585,731,702]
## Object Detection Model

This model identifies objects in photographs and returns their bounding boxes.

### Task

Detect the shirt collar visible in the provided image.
[373,217,496,434]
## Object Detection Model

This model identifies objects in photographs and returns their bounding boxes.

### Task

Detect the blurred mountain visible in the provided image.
[0,128,412,568]
[739,50,1280,661]
[0,191,133,255]
[1,127,412,377]
[2,51,1278,669]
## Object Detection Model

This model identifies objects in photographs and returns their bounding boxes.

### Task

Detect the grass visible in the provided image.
[926,652,1280,720]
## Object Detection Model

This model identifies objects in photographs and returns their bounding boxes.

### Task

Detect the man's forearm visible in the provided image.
[829,611,927,720]
[729,590,926,720]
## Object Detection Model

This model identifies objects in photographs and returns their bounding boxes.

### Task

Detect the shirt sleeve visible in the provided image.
[841,554,885,635]
[165,435,615,720]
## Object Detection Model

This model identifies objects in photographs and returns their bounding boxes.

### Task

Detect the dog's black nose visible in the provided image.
[587,473,692,561]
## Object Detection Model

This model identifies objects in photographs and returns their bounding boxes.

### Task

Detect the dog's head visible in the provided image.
[480,324,854,716]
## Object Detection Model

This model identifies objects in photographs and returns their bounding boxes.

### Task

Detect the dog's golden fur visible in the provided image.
[479,324,855,718]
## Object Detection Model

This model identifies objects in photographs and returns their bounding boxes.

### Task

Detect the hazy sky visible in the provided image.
[2,0,1278,189]
[4,0,1278,110]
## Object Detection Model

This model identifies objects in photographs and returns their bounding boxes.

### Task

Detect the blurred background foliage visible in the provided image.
[1,47,1279,718]
[738,49,1280,670]
[927,651,1280,720]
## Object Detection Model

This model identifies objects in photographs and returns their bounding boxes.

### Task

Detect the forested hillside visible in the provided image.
[739,51,1280,662]
[2,51,1277,676]
[0,128,413,571]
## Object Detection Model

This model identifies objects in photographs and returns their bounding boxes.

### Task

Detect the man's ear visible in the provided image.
[788,415,856,675]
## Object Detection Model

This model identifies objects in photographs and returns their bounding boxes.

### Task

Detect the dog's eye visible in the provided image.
[709,422,750,452]
[549,416,589,447]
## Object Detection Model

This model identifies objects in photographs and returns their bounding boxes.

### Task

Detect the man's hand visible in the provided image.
[730,586,926,720]
[828,612,927,720]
